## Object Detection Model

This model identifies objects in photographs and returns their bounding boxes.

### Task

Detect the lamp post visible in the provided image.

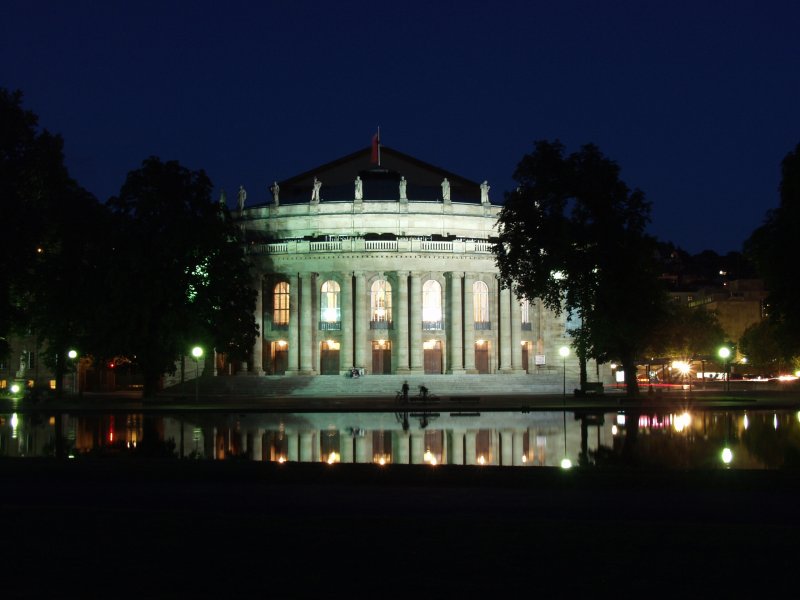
[559,345,571,468]
[67,349,78,395]
[718,346,731,393]
[191,346,203,405]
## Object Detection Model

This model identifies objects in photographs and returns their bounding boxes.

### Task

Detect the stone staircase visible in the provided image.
[164,370,568,400]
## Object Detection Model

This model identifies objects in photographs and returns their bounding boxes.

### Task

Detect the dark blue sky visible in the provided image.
[4,0,799,254]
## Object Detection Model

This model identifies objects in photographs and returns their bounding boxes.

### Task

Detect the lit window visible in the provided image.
[474,281,489,324]
[521,298,531,330]
[274,282,289,326]
[371,280,392,323]
[422,280,442,328]
[320,280,341,323]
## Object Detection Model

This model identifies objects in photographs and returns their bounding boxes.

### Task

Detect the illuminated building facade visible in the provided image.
[239,145,571,378]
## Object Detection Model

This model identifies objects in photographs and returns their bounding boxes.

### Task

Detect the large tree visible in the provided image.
[0,88,105,396]
[495,140,669,396]
[745,143,800,359]
[106,157,257,397]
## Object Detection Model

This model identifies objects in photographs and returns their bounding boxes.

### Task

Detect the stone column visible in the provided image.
[512,430,525,466]
[410,432,424,464]
[500,429,513,466]
[511,297,523,373]
[395,431,410,465]
[287,430,299,462]
[354,271,368,371]
[463,273,476,372]
[446,272,465,373]
[340,433,354,463]
[451,430,465,466]
[287,273,300,374]
[499,286,512,373]
[465,430,477,465]
[251,429,263,462]
[340,272,354,372]
[300,273,315,374]
[396,270,410,373]
[299,431,313,462]
[251,277,264,374]
[409,273,423,372]
[355,434,370,463]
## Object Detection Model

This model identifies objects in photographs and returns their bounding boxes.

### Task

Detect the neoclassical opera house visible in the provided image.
[238,145,569,379]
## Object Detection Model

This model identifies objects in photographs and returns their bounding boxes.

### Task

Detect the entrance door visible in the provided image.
[475,341,489,374]
[320,340,340,375]
[371,340,392,374]
[521,342,530,374]
[424,340,443,374]
[271,341,288,375]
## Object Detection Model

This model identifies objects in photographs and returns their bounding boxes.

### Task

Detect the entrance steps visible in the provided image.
[164,371,567,400]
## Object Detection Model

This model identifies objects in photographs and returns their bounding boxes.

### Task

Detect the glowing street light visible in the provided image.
[718,347,731,393]
[191,346,203,405]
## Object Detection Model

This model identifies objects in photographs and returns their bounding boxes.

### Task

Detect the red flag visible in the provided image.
[371,129,380,164]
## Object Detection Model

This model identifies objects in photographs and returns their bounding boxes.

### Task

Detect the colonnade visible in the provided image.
[256,270,533,376]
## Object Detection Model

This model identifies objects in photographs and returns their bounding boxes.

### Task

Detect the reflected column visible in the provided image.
[465,430,477,465]
[451,430,465,466]
[396,431,410,464]
[299,431,313,462]
[410,432,424,464]
[500,429,513,466]
[512,430,525,466]
[251,429,263,461]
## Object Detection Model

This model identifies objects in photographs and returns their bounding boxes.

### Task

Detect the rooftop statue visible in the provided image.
[238,185,247,212]
[270,181,280,206]
[441,178,450,202]
[480,180,490,204]
[354,175,363,200]
[311,177,322,203]
[399,176,407,200]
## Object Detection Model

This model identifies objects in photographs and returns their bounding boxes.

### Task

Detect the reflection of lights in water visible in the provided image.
[326,451,340,464]
[721,448,733,464]
[744,414,749,430]
[673,412,691,433]
[11,413,19,439]
[774,414,779,430]
[277,456,286,463]
[560,458,572,469]
[521,455,527,464]
[611,424,618,436]
[477,455,486,465]
[616,414,626,426]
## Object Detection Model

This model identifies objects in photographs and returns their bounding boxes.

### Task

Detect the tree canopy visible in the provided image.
[495,140,669,395]
[104,157,258,396]
[745,142,800,360]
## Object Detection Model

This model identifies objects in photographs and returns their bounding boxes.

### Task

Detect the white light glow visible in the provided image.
[560,457,572,469]
[721,448,733,464]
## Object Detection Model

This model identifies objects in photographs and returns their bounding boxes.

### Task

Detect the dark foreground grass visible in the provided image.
[2,459,798,598]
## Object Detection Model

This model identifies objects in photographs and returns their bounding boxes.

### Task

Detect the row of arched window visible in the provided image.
[272,280,530,331]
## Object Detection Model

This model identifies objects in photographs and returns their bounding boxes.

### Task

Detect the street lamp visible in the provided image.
[718,346,731,393]
[67,349,78,395]
[191,346,203,404]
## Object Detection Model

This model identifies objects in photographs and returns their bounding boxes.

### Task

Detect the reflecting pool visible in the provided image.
[2,408,800,469]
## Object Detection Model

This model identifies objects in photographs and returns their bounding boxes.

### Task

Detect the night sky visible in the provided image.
[4,0,799,254]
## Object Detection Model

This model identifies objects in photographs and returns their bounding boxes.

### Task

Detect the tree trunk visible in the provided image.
[621,355,640,397]
[54,351,65,399]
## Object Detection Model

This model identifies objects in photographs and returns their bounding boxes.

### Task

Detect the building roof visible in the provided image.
[266,145,484,205]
